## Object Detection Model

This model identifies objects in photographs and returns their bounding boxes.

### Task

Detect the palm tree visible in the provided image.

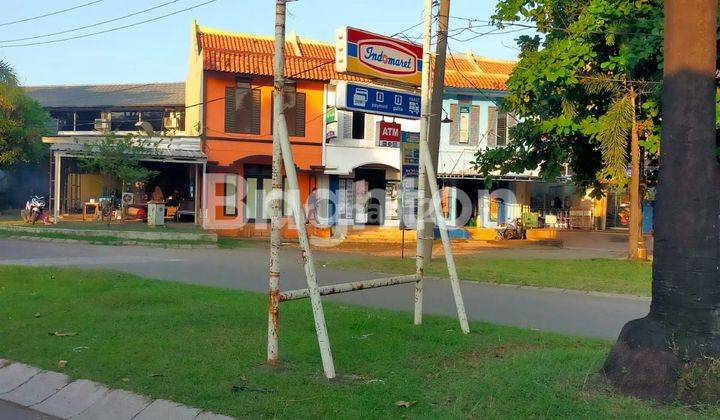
[0,60,20,112]
[603,0,720,401]
[0,60,19,86]
[588,75,647,260]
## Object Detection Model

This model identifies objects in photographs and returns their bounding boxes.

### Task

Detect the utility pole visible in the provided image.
[414,0,433,325]
[267,0,285,365]
[421,0,450,259]
[268,0,335,379]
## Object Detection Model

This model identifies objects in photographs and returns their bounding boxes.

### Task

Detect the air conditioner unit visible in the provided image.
[163,116,180,130]
[94,118,110,132]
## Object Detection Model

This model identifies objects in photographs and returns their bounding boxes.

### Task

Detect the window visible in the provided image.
[337,178,354,220]
[111,111,140,131]
[75,110,102,131]
[496,111,508,146]
[458,105,470,144]
[244,165,272,221]
[223,174,238,217]
[271,82,306,137]
[284,83,306,137]
[351,111,365,139]
[49,111,75,131]
[225,78,261,134]
[140,110,165,131]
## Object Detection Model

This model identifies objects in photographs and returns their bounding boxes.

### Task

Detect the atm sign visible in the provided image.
[378,121,402,147]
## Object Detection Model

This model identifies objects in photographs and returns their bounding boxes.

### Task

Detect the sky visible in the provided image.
[0,0,529,86]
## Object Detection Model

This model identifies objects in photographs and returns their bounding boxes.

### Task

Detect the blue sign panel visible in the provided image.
[337,82,421,120]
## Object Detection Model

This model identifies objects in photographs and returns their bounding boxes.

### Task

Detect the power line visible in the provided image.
[0,0,218,48]
[0,0,182,43]
[0,0,105,27]
[449,16,662,38]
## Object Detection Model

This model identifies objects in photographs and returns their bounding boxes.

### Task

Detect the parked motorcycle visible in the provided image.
[24,196,49,225]
[495,217,526,240]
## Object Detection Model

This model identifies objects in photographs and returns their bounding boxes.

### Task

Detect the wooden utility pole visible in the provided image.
[414,0,433,325]
[267,0,285,365]
[420,0,451,259]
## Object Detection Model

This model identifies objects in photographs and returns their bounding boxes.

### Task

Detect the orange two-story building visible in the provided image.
[186,21,357,237]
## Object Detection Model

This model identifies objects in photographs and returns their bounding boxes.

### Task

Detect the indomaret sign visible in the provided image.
[335,26,423,86]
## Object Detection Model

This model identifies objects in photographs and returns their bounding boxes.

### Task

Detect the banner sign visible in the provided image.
[336,82,421,120]
[401,131,419,168]
[378,121,401,147]
[335,26,423,86]
[399,131,420,229]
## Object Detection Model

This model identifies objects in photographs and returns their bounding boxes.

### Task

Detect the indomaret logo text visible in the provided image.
[358,39,416,75]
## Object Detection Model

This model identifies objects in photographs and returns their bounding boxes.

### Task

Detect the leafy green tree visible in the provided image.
[473,0,663,258]
[0,60,48,166]
[474,0,663,187]
[79,133,159,220]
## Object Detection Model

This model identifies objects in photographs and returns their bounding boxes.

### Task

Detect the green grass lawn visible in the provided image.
[324,257,652,296]
[0,266,707,418]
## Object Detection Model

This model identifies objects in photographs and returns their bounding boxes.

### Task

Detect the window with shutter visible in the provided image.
[507,113,517,143]
[496,111,508,146]
[487,106,497,146]
[294,92,306,137]
[225,79,261,135]
[340,111,353,139]
[270,86,305,137]
[469,105,480,146]
[449,104,459,145]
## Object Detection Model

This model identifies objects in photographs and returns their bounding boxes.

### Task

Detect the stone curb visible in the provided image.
[0,225,217,242]
[0,359,234,420]
[6,236,218,249]
[363,272,651,302]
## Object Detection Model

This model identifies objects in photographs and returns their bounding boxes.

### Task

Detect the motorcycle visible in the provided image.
[24,196,49,225]
[495,217,526,240]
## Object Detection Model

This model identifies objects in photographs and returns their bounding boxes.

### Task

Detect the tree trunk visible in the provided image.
[627,86,645,260]
[602,0,720,402]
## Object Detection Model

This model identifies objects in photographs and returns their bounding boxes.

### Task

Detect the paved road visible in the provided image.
[0,238,649,340]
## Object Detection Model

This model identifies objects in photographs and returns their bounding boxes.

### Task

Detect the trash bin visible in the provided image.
[147,202,165,227]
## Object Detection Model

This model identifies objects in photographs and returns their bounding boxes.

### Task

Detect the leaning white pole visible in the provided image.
[278,115,336,379]
[267,0,285,366]
[421,140,470,334]
[414,0,433,326]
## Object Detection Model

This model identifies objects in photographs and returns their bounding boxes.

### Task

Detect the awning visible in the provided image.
[44,135,206,164]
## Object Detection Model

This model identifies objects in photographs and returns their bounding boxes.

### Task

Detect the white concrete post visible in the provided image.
[53,152,61,223]
[421,140,470,334]
[267,0,285,365]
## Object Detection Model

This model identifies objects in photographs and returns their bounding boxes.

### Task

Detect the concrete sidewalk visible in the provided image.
[0,359,232,420]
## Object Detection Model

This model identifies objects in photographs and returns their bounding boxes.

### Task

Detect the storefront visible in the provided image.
[45,136,205,224]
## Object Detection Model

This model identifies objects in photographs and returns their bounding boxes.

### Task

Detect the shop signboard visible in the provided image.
[335,26,423,86]
[325,106,337,141]
[377,121,401,147]
[335,81,421,120]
